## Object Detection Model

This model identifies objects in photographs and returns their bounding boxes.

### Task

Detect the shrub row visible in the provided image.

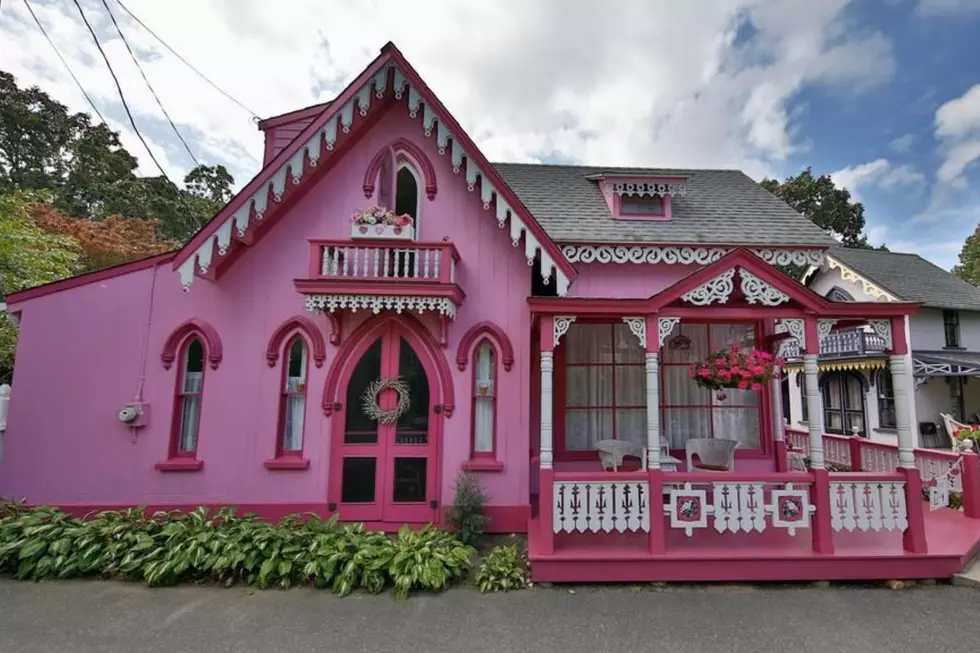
[0,506,476,599]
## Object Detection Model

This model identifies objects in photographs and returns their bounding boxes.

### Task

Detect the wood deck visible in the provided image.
[528,503,980,583]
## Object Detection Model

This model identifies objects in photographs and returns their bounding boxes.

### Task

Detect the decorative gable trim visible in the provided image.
[681,269,736,306]
[740,269,790,306]
[561,244,826,267]
[173,44,574,296]
[606,181,687,197]
[826,256,899,301]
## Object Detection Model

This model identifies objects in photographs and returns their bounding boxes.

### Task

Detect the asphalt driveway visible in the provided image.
[1,580,977,652]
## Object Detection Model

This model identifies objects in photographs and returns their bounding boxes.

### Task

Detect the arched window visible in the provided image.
[278,337,309,455]
[395,163,420,222]
[821,371,866,436]
[473,342,496,455]
[826,286,855,302]
[172,337,205,457]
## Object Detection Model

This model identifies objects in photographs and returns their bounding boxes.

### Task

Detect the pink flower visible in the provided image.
[715,358,726,366]
[751,383,762,391]
[738,380,749,390]
[699,369,711,377]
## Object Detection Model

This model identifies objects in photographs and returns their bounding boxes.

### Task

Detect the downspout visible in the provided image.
[134,261,161,404]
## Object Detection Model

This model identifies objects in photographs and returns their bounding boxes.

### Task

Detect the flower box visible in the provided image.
[350,223,415,240]
[691,345,782,400]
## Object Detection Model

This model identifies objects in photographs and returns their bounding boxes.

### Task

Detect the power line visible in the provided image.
[112,0,260,120]
[70,0,196,213]
[98,0,200,166]
[22,0,107,124]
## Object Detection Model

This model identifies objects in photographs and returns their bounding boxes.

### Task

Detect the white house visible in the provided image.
[783,247,980,449]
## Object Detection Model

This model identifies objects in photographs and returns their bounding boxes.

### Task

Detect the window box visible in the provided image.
[350,223,415,241]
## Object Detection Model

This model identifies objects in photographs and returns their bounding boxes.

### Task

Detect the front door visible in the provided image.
[333,323,437,524]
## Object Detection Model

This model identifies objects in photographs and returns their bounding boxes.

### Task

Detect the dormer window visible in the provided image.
[621,194,666,216]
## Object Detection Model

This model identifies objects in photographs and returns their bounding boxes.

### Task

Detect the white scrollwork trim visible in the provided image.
[868,319,893,350]
[817,319,838,344]
[776,318,806,351]
[681,268,735,306]
[559,245,825,267]
[827,257,898,301]
[621,317,646,349]
[607,181,687,197]
[658,317,680,347]
[304,294,456,320]
[554,316,576,346]
[739,268,790,306]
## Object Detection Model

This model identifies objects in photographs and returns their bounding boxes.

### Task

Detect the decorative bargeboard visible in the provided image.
[664,481,815,536]
[553,480,651,534]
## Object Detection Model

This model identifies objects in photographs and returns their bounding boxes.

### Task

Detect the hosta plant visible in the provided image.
[388,524,474,600]
[0,506,86,580]
[474,545,527,593]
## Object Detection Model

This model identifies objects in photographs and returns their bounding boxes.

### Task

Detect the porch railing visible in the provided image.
[781,328,887,360]
[308,239,459,284]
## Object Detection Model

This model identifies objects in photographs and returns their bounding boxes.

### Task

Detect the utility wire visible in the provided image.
[22,0,107,124]
[71,0,195,213]
[112,0,260,120]
[99,0,200,166]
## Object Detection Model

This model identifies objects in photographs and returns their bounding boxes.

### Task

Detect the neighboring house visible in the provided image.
[1,43,976,583]
[783,248,980,449]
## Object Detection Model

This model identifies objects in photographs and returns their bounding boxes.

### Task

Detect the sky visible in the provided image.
[2,0,980,270]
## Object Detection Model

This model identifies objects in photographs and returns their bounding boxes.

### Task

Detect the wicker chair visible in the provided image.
[685,438,738,472]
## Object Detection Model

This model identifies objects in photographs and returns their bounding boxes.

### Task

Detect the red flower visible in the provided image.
[738,380,749,390]
[751,383,762,391]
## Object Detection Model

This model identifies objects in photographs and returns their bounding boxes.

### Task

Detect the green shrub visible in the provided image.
[0,506,86,580]
[445,472,489,546]
[0,496,25,519]
[388,524,474,600]
[474,544,527,593]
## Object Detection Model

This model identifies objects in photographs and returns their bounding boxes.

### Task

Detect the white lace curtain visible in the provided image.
[474,343,495,453]
[282,339,308,451]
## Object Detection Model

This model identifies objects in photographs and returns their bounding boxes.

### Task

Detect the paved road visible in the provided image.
[1,580,978,652]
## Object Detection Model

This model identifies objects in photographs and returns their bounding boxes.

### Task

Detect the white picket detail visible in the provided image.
[553,480,650,534]
[830,481,908,533]
[712,483,766,533]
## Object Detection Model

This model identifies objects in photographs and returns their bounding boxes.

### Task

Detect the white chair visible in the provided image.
[595,439,644,471]
[685,438,738,472]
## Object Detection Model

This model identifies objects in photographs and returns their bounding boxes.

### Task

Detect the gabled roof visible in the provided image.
[494,163,837,247]
[173,43,576,295]
[826,247,980,311]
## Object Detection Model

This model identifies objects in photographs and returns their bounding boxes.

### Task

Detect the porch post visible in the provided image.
[802,354,826,469]
[644,315,661,470]
[537,316,561,555]
[886,316,927,553]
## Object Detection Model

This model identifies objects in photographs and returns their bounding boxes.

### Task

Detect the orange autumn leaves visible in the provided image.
[29,204,178,273]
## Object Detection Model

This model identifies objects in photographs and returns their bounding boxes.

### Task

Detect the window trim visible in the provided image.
[156,334,207,472]
[395,160,422,238]
[820,371,867,436]
[614,193,672,221]
[949,376,966,422]
[943,310,961,349]
[463,338,503,472]
[266,334,312,470]
[876,370,896,430]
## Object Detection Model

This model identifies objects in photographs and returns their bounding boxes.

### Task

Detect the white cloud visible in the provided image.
[933,84,980,188]
[829,158,924,200]
[917,0,980,14]
[0,0,896,190]
[889,133,915,152]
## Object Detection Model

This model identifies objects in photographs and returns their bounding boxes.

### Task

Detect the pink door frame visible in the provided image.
[327,315,444,526]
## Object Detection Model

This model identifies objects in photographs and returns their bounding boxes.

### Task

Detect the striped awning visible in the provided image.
[783,358,887,373]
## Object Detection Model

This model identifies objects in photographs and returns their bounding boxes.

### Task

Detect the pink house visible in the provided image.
[3,43,980,583]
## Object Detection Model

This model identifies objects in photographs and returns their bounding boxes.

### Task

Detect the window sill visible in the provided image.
[462,459,504,472]
[155,459,203,472]
[943,346,966,351]
[264,457,310,471]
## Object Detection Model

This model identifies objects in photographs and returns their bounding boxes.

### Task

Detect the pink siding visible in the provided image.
[0,106,533,512]
[263,117,317,164]
[567,263,691,298]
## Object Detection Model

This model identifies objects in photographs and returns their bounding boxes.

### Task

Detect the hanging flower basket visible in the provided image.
[362,376,412,425]
[690,345,782,400]
[350,206,415,240]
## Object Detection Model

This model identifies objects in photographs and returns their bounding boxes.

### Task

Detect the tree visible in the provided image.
[0,191,81,381]
[761,167,885,250]
[30,205,179,273]
[953,223,980,287]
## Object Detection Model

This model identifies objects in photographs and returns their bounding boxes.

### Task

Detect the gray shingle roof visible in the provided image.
[491,163,837,247]
[827,247,980,311]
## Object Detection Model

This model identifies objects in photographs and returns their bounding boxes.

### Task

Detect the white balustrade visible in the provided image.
[829,480,908,532]
[553,480,650,533]
[916,455,963,492]
[824,437,852,468]
[320,244,445,281]
[860,446,900,473]
[664,481,815,537]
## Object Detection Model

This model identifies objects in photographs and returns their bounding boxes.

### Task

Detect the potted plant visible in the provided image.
[952,425,980,451]
[690,344,781,401]
[350,206,415,240]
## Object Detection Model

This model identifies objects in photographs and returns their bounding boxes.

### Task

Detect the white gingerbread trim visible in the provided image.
[739,268,790,306]
[658,317,681,347]
[827,257,898,302]
[304,294,456,319]
[554,316,576,346]
[816,319,838,344]
[681,268,735,306]
[559,245,826,267]
[868,319,893,350]
[621,317,646,349]
[606,181,687,197]
[775,318,806,351]
[179,63,571,297]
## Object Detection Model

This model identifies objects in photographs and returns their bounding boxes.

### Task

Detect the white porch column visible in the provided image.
[646,352,661,470]
[770,376,785,442]
[540,351,554,469]
[889,354,916,469]
[803,354,826,469]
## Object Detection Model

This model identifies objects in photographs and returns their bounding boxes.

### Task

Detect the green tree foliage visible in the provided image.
[0,71,233,242]
[953,223,980,287]
[761,167,886,250]
[0,191,81,380]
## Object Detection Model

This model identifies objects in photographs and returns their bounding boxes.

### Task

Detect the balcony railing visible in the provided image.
[307,240,459,284]
[782,328,887,360]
